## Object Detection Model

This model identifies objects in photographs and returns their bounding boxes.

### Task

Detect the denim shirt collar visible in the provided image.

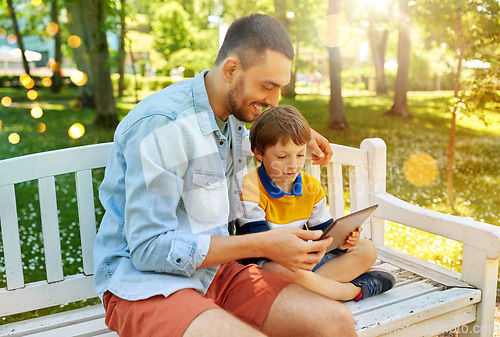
[192,70,219,136]
[257,164,303,199]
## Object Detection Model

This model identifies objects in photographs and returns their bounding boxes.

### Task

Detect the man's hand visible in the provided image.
[308,128,333,166]
[338,227,362,251]
[258,226,333,272]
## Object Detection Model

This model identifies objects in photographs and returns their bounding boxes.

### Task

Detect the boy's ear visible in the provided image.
[254,149,263,161]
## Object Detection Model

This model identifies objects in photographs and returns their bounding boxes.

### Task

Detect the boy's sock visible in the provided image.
[353,289,363,301]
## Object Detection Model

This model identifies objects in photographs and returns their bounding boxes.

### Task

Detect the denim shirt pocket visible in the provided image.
[182,170,229,233]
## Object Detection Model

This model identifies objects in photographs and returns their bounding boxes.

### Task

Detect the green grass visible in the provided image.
[1,86,499,323]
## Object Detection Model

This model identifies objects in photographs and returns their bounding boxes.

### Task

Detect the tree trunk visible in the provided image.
[386,0,410,118]
[274,0,296,98]
[327,0,349,130]
[118,0,126,97]
[447,5,465,211]
[51,0,62,93]
[65,0,95,108]
[81,0,118,129]
[6,0,30,77]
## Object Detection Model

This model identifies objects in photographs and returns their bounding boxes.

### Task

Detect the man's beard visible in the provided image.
[226,77,258,123]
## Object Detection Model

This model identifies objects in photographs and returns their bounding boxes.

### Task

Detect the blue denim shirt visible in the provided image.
[93,70,248,301]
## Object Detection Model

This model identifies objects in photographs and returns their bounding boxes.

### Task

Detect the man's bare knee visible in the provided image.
[184,308,265,337]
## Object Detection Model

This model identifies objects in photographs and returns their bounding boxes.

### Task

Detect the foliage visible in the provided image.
[1,89,499,322]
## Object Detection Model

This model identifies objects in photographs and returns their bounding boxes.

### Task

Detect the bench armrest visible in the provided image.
[373,192,500,260]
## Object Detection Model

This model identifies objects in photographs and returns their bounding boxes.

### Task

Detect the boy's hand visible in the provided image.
[338,227,362,250]
[308,128,333,166]
[260,226,333,272]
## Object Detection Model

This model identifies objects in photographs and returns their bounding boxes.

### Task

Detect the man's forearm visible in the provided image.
[197,233,267,269]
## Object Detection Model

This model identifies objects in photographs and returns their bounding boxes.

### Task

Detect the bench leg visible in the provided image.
[459,245,499,337]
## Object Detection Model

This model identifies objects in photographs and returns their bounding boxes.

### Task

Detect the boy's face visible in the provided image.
[256,140,307,192]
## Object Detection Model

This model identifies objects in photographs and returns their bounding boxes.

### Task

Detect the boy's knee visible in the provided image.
[357,239,378,266]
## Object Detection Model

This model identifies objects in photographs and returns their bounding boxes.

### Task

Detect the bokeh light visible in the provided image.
[1,96,12,107]
[31,107,43,119]
[403,152,439,187]
[68,123,85,139]
[32,0,42,6]
[42,77,52,87]
[20,74,35,89]
[317,14,351,48]
[69,99,83,111]
[0,28,6,38]
[46,22,59,35]
[27,90,38,100]
[70,71,88,86]
[50,61,61,72]
[8,133,20,145]
[7,34,17,44]
[0,120,3,128]
[68,35,82,48]
[37,122,46,133]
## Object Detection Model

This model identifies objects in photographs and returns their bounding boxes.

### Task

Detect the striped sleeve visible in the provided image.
[236,170,270,234]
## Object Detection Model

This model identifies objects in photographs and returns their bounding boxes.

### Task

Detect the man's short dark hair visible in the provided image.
[214,14,294,70]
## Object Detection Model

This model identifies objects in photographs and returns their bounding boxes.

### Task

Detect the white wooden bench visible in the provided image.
[1,138,499,336]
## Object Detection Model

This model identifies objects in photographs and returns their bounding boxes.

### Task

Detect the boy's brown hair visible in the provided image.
[250,105,311,156]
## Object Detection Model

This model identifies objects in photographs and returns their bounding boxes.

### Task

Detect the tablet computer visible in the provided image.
[318,204,379,249]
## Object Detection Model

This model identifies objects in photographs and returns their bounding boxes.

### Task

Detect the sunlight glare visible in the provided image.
[403,152,439,187]
[68,123,85,139]
[70,71,88,86]
[1,96,12,107]
[46,22,59,35]
[31,107,43,119]
[42,77,52,87]
[32,0,43,6]
[68,35,82,48]
[317,14,351,48]
[69,99,83,111]
[0,28,6,38]
[7,34,17,44]
[37,122,46,133]
[27,90,38,100]
[8,133,20,145]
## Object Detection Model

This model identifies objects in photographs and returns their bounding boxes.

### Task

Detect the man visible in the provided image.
[94,14,356,337]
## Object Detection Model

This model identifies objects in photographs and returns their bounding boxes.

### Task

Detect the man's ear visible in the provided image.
[222,58,240,83]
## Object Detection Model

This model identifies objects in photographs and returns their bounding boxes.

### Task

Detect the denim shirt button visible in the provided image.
[220,141,224,145]
[238,159,242,163]
[207,181,211,186]
[176,258,181,263]
[238,126,242,131]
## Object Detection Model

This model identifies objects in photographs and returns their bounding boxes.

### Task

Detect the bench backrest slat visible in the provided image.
[327,162,345,219]
[75,169,97,275]
[38,176,64,283]
[0,184,24,290]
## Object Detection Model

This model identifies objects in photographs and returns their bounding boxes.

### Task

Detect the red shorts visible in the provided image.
[103,261,291,337]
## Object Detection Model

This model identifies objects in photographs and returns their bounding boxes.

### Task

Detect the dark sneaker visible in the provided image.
[350,269,397,301]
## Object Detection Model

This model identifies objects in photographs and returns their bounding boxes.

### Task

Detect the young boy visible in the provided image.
[237,105,396,302]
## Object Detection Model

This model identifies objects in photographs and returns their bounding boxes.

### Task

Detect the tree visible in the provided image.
[65,0,95,108]
[386,0,410,118]
[50,0,62,93]
[415,0,500,209]
[5,0,30,76]
[327,0,349,130]
[81,0,118,128]
[118,0,126,97]
[366,0,395,95]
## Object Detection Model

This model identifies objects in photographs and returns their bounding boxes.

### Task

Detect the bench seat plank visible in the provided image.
[353,287,481,337]
[0,305,116,337]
